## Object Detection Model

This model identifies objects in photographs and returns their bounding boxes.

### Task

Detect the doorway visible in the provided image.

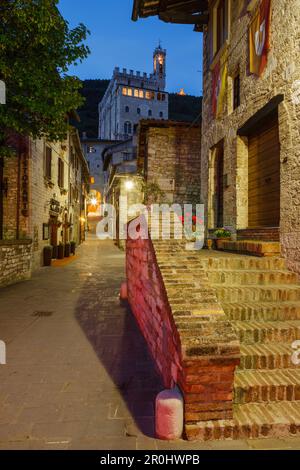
[248,112,280,228]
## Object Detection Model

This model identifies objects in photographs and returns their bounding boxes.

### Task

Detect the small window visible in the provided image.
[122,87,127,96]
[124,121,132,135]
[213,0,228,56]
[139,90,144,99]
[159,111,163,118]
[134,89,139,98]
[161,94,166,101]
[45,146,52,179]
[125,106,129,113]
[141,82,144,88]
[148,110,152,117]
[137,108,141,115]
[127,88,133,97]
[157,93,161,101]
[58,158,64,188]
[233,73,240,110]
[145,91,151,100]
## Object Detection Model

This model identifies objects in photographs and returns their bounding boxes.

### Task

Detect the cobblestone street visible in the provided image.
[0,238,300,450]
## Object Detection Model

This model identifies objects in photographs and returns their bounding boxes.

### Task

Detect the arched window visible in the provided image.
[124,121,132,135]
[148,110,152,117]
[159,111,163,118]
[137,108,141,115]
[125,106,129,113]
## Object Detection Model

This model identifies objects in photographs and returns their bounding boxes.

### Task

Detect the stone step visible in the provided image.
[208,270,299,286]
[215,285,300,303]
[185,401,300,441]
[216,239,280,257]
[223,301,300,321]
[234,320,300,345]
[239,343,297,370]
[199,256,287,271]
[234,369,300,404]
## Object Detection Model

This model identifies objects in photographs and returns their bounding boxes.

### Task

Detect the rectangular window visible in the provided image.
[45,146,52,179]
[127,88,133,96]
[58,158,64,188]
[233,73,240,109]
[134,89,139,98]
[213,0,229,57]
[122,87,127,96]
[145,91,151,100]
[139,90,144,99]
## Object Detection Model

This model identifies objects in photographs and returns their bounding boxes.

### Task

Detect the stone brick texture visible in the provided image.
[201,0,300,272]
[137,121,201,204]
[0,240,32,287]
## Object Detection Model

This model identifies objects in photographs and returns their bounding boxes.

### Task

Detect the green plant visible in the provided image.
[0,0,90,155]
[213,228,232,239]
[141,179,166,204]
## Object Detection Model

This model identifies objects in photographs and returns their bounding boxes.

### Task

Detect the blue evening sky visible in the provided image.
[58,0,203,96]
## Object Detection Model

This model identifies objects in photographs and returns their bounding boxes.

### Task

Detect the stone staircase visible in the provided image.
[185,254,300,440]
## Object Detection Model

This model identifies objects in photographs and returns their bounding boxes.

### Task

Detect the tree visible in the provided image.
[0,0,90,151]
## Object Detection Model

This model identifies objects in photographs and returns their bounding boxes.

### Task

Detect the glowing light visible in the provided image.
[90,198,98,206]
[125,180,134,191]
[79,217,86,223]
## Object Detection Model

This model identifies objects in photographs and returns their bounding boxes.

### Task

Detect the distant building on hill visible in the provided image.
[99,45,169,140]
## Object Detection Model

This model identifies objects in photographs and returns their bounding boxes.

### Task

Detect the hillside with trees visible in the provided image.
[76,79,202,138]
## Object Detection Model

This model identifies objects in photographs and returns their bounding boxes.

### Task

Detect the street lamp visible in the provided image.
[90,197,98,206]
[125,180,134,191]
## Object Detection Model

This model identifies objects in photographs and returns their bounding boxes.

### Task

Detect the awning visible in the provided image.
[132,0,209,32]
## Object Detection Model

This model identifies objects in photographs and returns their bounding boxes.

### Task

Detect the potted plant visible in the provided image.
[64,242,71,258]
[70,241,76,255]
[43,246,52,266]
[213,228,232,249]
[57,242,64,259]
[52,245,58,259]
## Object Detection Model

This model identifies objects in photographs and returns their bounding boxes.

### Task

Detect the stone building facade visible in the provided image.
[99,45,169,141]
[200,0,300,271]
[137,120,202,204]
[0,128,89,286]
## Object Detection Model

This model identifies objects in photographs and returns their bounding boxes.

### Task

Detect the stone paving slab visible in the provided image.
[0,239,300,450]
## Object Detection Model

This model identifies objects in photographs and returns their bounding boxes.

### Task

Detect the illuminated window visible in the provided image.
[139,90,144,99]
[145,91,151,100]
[90,177,95,184]
[134,89,139,98]
[127,88,133,96]
[122,87,127,96]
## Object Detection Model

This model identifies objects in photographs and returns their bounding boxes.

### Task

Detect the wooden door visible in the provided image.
[248,113,280,227]
[50,217,58,246]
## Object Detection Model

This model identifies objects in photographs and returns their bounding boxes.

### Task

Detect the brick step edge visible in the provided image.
[234,369,300,404]
[185,402,300,441]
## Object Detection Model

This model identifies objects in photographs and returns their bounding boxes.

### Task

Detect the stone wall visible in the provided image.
[201,0,300,271]
[0,240,32,288]
[126,221,240,438]
[138,121,201,204]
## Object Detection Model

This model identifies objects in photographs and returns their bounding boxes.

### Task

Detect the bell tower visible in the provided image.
[153,44,166,91]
